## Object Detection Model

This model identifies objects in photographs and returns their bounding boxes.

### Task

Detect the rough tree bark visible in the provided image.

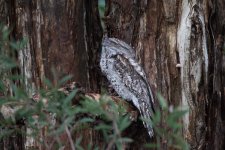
[1,0,225,150]
[105,0,225,149]
[1,0,103,149]
[0,0,26,150]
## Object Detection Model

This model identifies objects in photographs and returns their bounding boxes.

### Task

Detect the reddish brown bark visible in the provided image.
[1,0,225,149]
[105,0,225,149]
[1,0,103,149]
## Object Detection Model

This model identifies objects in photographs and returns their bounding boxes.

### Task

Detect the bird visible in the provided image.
[100,37,155,137]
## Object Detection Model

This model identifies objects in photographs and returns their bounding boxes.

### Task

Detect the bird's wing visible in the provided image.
[102,37,154,107]
[106,38,154,105]
[101,37,155,137]
[114,54,154,111]
[127,57,155,105]
[113,54,155,137]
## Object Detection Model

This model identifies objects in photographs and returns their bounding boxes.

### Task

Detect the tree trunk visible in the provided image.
[0,0,26,150]
[12,0,102,92]
[105,0,225,149]
[14,0,103,149]
[1,0,103,149]
[1,0,225,149]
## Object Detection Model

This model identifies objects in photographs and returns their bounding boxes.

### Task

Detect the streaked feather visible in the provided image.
[100,37,155,137]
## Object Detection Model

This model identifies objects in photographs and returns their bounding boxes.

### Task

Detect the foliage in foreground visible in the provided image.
[0,25,188,149]
[145,94,189,150]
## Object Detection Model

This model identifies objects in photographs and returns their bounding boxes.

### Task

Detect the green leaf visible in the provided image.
[167,109,187,129]
[77,118,94,124]
[2,26,11,40]
[8,74,23,80]
[75,137,84,150]
[43,78,53,88]
[16,37,28,50]
[80,99,104,116]
[172,133,189,150]
[58,75,73,86]
[151,110,161,125]
[0,81,5,92]
[0,55,17,69]
[0,128,14,139]
[119,137,133,143]
[64,90,77,102]
[0,97,7,105]
[157,93,168,109]
[95,123,111,131]
[118,116,131,132]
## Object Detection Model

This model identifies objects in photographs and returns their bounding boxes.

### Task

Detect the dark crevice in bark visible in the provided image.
[1,0,225,149]
[84,0,103,92]
[205,0,225,149]
[155,1,165,97]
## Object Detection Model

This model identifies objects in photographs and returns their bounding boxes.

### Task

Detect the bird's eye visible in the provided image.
[110,55,117,59]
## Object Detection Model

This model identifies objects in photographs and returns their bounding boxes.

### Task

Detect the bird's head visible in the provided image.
[101,37,135,58]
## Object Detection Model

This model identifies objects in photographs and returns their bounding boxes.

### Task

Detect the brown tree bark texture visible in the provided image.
[105,0,225,150]
[14,0,103,149]
[1,0,103,149]
[13,0,102,92]
[1,0,225,150]
[0,0,26,150]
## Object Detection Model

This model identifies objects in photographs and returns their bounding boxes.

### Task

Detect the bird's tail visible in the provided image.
[146,122,154,137]
[139,105,154,138]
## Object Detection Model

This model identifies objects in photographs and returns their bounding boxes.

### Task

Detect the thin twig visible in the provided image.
[65,125,76,150]
[106,115,124,150]
[106,138,116,150]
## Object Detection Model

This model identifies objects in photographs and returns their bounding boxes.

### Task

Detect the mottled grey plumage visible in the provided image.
[100,37,155,137]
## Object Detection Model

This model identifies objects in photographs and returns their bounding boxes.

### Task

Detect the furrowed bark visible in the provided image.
[0,1,26,149]
[3,0,103,149]
[1,0,225,149]
[177,1,208,148]
[105,0,225,149]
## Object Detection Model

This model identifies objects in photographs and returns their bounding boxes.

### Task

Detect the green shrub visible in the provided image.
[0,25,188,150]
